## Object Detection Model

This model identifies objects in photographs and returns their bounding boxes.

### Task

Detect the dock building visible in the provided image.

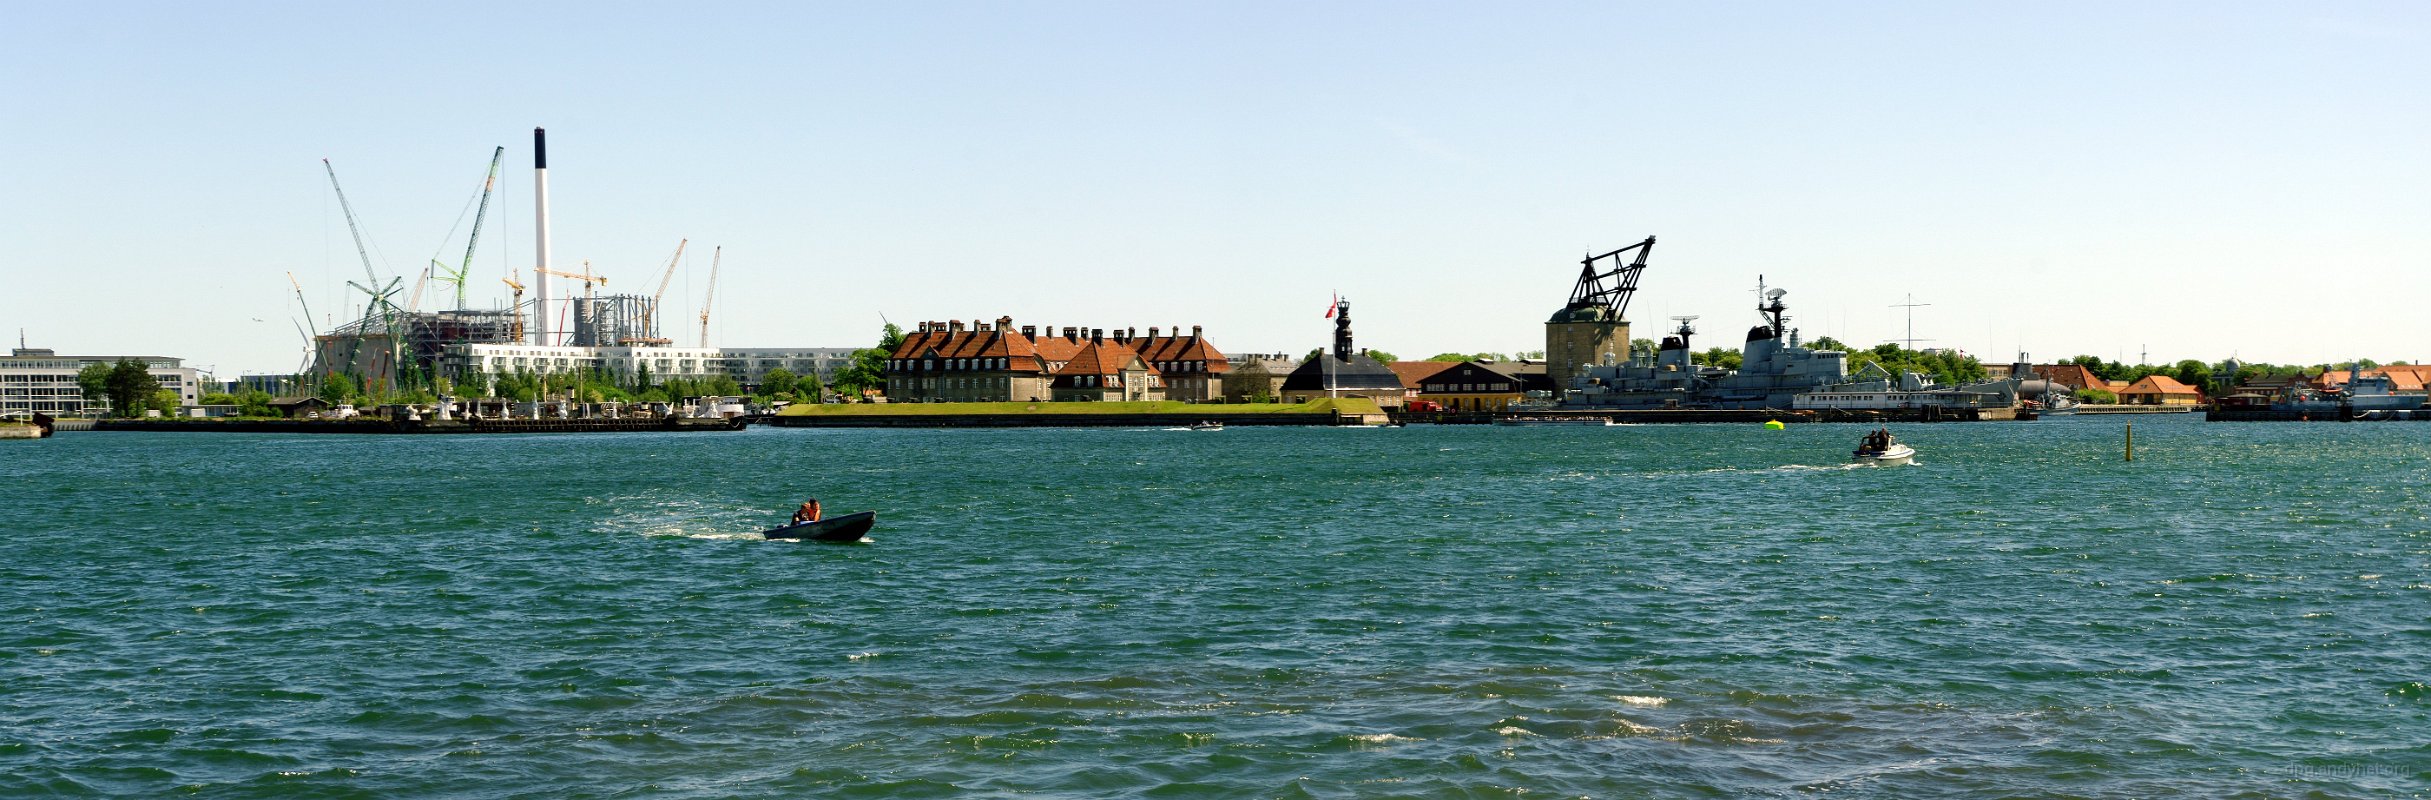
[1392,360,1532,412]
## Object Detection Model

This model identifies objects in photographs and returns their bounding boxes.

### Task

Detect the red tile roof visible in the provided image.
[2119,375,2200,396]
[1386,360,1457,389]
[2033,364,2104,389]
[1131,334,1230,372]
[1054,340,1158,377]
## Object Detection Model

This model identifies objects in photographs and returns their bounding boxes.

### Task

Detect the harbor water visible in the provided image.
[4,416,2425,797]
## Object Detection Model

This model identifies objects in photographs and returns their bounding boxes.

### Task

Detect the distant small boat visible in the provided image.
[763,511,877,542]
[1190,421,1224,431]
[1851,427,1914,466]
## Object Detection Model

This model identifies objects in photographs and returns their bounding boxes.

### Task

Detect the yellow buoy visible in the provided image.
[1763,419,1786,430]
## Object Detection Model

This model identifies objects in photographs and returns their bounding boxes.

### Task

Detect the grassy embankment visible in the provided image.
[775,398,1382,417]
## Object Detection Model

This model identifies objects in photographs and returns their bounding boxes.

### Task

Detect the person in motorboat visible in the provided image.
[793,498,822,524]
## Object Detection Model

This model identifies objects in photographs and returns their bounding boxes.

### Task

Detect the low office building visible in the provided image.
[446,344,727,383]
[718,348,859,388]
[443,343,858,392]
[1,347,202,416]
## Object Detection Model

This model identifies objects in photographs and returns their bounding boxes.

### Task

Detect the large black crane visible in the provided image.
[1562,236,1656,320]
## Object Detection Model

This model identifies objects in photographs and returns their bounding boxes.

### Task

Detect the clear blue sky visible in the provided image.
[6,2,2426,376]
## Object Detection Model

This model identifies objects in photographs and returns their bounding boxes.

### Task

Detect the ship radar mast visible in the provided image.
[1756,275,1789,338]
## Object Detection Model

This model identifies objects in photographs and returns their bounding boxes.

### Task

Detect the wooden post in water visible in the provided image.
[2125,422,2134,462]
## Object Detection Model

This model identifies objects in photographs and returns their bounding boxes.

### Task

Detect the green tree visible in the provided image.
[1363,349,1398,363]
[2170,359,2210,390]
[318,373,355,405]
[103,358,161,417]
[2076,387,2118,404]
[200,391,240,406]
[456,369,490,399]
[237,390,275,417]
[1695,347,1743,370]
[760,367,799,398]
[630,361,654,394]
[76,362,112,410]
[831,322,902,399]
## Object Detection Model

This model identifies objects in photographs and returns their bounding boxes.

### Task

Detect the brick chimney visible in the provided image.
[1020,325,1037,338]
[1149,327,1161,339]
[998,316,1013,331]
[1063,326,1078,341]
[1191,325,1202,338]
[1091,328,1104,343]
[949,320,964,332]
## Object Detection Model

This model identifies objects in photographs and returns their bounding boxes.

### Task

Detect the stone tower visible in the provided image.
[1546,306,1628,390]
[1546,237,1655,394]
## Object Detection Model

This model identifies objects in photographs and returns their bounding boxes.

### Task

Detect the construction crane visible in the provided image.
[287,272,322,381]
[449,147,506,310]
[698,246,720,348]
[535,262,605,299]
[501,277,527,342]
[647,238,688,341]
[321,159,382,288]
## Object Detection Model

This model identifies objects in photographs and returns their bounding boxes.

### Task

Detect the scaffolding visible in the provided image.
[311,307,526,391]
[571,294,657,347]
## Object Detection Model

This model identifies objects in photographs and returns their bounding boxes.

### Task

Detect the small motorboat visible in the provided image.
[1851,427,1914,466]
[763,511,877,542]
[1189,421,1224,431]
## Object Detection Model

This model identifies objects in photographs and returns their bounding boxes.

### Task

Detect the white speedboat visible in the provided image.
[1851,427,1914,466]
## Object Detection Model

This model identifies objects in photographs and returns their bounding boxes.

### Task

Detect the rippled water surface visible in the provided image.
[5,416,2427,798]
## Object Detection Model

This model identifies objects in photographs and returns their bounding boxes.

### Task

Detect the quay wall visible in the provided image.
[1387,407,2024,425]
[87,418,747,434]
[769,412,1343,428]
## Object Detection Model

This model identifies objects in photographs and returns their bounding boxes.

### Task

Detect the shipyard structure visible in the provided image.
[302,128,851,395]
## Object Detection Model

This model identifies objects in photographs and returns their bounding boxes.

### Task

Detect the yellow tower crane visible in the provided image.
[501,276,526,341]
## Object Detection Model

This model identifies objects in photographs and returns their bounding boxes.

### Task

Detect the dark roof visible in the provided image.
[1281,353,1406,392]
[1481,361,1557,392]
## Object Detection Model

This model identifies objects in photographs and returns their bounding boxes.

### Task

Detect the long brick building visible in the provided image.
[886,317,1229,403]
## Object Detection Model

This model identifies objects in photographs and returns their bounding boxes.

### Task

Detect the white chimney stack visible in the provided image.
[532,127,552,345]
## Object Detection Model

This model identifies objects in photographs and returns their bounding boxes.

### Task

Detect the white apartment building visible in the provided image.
[1,348,203,415]
[444,344,858,388]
